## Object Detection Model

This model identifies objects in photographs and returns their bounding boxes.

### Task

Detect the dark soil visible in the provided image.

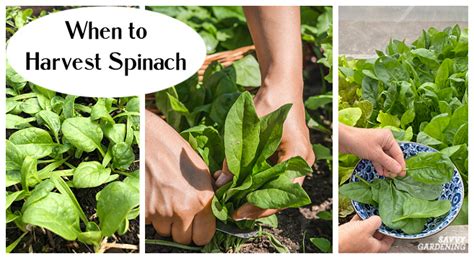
[240,171,332,253]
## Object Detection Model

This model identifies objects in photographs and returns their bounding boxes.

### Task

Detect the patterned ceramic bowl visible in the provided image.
[350,142,464,239]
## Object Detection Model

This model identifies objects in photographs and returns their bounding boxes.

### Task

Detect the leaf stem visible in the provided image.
[113,112,140,119]
[6,232,27,253]
[97,145,106,157]
[355,175,370,185]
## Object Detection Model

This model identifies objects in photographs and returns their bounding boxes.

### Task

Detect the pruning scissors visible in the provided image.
[216,221,259,239]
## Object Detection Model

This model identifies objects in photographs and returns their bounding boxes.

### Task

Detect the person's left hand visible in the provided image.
[214,78,315,221]
[339,215,395,253]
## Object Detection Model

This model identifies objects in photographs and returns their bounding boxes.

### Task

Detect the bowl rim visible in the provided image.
[349,141,465,239]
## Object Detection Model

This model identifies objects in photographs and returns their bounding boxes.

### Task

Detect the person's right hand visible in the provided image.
[339,124,406,178]
[145,110,215,245]
[339,215,395,253]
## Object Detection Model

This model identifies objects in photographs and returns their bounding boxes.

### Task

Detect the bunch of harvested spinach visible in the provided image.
[212,92,312,227]
[340,152,454,234]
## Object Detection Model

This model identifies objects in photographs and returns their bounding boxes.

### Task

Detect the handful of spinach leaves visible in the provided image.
[211,92,312,227]
[340,152,454,234]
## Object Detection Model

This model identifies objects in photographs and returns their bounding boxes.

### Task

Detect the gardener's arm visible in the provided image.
[339,124,406,178]
[145,110,215,245]
[215,6,315,220]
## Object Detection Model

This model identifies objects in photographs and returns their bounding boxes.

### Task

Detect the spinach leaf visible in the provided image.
[246,176,310,209]
[104,123,126,144]
[111,142,135,170]
[91,98,114,124]
[393,176,443,200]
[96,181,139,236]
[400,218,427,235]
[339,180,376,205]
[72,162,113,188]
[22,192,81,240]
[394,199,451,221]
[406,152,454,185]
[181,125,224,173]
[20,156,38,191]
[253,104,292,171]
[62,117,105,155]
[224,91,260,181]
[9,127,56,159]
[6,114,34,129]
[376,181,409,230]
[36,110,61,142]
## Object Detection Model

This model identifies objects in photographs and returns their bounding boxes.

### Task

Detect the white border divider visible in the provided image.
[468,3,472,258]
[1,1,6,256]
[138,5,147,255]
[331,3,339,255]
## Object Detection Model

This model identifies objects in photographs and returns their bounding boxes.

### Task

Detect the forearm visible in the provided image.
[339,124,354,154]
[244,6,303,95]
[145,109,179,157]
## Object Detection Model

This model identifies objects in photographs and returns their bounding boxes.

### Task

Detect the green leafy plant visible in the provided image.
[310,237,332,253]
[340,152,454,234]
[148,60,317,252]
[303,210,332,253]
[301,6,333,84]
[211,92,312,225]
[6,70,140,252]
[146,6,333,253]
[146,6,252,54]
[338,25,468,222]
[165,92,313,253]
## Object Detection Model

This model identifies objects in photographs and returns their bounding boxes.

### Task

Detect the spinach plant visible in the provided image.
[340,152,454,234]
[147,6,333,252]
[211,92,312,226]
[6,68,140,252]
[185,92,312,252]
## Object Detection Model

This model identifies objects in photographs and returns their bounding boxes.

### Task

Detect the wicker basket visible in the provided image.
[197,45,255,79]
[145,45,256,111]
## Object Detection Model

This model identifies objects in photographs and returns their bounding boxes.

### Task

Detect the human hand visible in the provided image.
[145,110,215,245]
[214,77,315,221]
[339,215,395,253]
[339,124,406,178]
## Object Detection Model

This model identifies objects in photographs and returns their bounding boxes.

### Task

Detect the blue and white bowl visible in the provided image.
[350,142,464,239]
